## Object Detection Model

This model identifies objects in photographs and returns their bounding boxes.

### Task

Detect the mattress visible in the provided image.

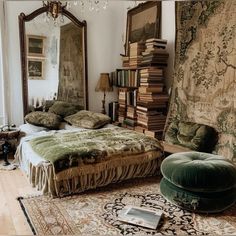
[16,127,163,197]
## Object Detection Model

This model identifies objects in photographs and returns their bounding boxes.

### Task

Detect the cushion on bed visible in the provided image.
[64,110,111,129]
[44,100,56,111]
[48,101,82,118]
[25,111,61,129]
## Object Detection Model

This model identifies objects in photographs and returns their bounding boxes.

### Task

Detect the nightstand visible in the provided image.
[0,128,20,166]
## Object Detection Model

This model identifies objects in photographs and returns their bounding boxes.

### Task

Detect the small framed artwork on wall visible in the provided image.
[125,1,161,55]
[27,35,46,57]
[27,59,44,80]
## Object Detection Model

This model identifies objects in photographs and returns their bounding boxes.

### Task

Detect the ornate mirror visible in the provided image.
[19,1,88,117]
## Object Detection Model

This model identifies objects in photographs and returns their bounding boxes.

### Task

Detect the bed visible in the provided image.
[16,124,164,197]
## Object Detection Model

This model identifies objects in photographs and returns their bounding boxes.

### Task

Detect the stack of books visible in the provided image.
[124,105,137,128]
[139,68,164,94]
[121,55,129,68]
[129,42,145,67]
[141,39,169,66]
[118,88,127,123]
[136,106,167,131]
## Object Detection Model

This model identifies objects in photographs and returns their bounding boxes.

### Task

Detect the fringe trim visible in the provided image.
[55,150,162,181]
[25,152,162,197]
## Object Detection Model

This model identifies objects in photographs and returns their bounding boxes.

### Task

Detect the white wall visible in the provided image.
[162,1,175,91]
[0,0,8,126]
[5,1,175,126]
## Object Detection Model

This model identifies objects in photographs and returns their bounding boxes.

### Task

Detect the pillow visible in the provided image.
[25,111,61,129]
[44,100,56,112]
[165,119,218,152]
[48,101,82,118]
[64,110,111,129]
[19,123,49,135]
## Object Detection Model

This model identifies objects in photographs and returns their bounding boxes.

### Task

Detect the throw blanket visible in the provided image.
[29,127,163,173]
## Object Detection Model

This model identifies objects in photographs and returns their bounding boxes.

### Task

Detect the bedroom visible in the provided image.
[0,1,235,234]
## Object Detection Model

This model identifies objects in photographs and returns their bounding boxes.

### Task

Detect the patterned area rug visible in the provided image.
[18,178,236,235]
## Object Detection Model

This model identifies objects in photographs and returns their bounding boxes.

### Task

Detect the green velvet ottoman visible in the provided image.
[160,152,236,213]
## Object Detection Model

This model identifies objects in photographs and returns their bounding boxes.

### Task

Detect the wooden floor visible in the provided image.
[0,166,38,235]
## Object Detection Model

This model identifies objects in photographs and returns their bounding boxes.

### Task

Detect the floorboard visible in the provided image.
[0,166,38,235]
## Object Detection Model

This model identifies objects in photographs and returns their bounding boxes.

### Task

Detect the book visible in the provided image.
[138,86,163,93]
[118,205,163,230]
[145,38,167,44]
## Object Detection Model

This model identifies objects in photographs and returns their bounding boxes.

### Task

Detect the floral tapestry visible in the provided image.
[167,0,236,161]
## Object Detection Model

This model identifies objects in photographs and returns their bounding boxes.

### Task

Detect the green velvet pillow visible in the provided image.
[48,101,82,118]
[25,111,61,129]
[161,152,236,192]
[64,110,111,129]
[44,100,56,112]
[165,120,218,152]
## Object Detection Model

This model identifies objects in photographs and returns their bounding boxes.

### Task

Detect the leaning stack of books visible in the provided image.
[129,42,145,67]
[139,68,164,93]
[136,106,167,131]
[141,38,169,66]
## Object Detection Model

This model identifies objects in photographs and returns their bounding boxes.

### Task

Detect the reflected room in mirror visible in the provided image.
[19,2,88,116]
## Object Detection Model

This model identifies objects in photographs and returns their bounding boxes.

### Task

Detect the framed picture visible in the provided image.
[27,35,46,57]
[125,1,161,55]
[27,59,44,80]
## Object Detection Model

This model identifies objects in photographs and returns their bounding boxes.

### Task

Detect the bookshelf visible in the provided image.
[111,39,169,140]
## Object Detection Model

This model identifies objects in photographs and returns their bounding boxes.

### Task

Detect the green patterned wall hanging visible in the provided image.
[167,0,236,162]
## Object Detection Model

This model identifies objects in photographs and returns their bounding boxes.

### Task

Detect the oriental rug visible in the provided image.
[18,177,236,235]
[167,0,236,162]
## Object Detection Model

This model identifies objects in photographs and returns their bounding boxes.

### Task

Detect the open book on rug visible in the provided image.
[118,205,163,229]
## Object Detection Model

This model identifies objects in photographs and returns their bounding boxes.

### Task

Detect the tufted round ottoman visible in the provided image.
[160,152,236,213]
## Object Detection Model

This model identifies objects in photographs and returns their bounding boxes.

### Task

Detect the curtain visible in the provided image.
[0,0,9,126]
[166,0,236,161]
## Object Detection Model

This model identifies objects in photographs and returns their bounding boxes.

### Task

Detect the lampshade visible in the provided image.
[95,73,113,92]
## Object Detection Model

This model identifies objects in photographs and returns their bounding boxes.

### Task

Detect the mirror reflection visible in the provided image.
[24,13,87,112]
[19,5,88,115]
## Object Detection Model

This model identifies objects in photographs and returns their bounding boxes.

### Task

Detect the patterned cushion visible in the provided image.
[165,120,218,152]
[64,110,111,129]
[48,101,82,118]
[25,111,61,129]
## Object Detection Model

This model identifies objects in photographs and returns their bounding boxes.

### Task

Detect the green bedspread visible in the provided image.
[29,127,163,173]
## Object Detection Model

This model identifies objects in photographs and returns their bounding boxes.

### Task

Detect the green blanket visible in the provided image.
[29,127,163,173]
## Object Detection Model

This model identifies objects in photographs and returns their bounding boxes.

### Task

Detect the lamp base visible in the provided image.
[101,98,106,114]
[101,92,107,114]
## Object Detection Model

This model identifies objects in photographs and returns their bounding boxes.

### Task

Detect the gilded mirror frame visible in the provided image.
[19,4,88,116]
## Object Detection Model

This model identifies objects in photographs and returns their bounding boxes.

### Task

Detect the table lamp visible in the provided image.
[95,73,113,114]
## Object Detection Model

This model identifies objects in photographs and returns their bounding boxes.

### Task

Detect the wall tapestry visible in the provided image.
[57,23,85,107]
[167,0,236,161]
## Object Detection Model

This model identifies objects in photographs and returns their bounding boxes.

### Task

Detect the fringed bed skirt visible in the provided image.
[27,151,163,197]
